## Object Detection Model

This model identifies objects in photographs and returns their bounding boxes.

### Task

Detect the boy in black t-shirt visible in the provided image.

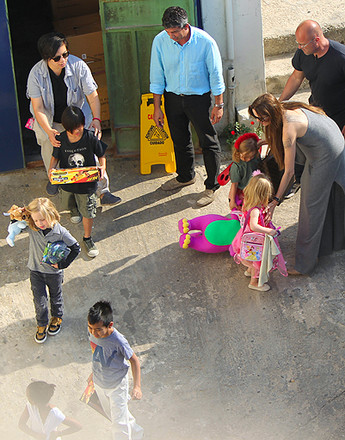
[48,106,107,257]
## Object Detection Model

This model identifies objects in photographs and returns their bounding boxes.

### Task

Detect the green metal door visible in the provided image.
[99,0,196,154]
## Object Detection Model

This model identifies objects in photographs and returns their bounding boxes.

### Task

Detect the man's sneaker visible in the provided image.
[35,325,48,344]
[196,189,216,207]
[285,182,301,199]
[160,177,196,191]
[46,181,59,196]
[83,236,99,257]
[48,317,62,335]
[70,214,82,224]
[100,191,122,205]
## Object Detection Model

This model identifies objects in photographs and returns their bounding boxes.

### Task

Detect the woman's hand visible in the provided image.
[48,129,61,147]
[257,139,268,149]
[265,201,277,222]
[229,199,239,211]
[90,118,102,140]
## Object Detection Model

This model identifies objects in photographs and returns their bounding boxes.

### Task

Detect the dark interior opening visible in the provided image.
[7,0,54,163]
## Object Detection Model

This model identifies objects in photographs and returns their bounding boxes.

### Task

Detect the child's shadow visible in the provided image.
[94,188,209,241]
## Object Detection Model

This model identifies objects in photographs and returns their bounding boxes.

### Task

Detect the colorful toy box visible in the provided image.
[50,167,99,184]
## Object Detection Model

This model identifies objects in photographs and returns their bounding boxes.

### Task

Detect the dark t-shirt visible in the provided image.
[48,67,68,123]
[292,40,345,126]
[229,156,261,190]
[53,129,107,194]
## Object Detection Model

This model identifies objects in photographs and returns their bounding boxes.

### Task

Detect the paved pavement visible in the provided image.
[1,147,344,439]
[262,0,345,39]
[2,3,345,439]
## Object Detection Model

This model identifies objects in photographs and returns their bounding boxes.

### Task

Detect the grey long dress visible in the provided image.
[295,108,345,273]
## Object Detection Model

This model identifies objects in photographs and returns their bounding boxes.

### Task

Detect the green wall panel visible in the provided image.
[100,0,195,154]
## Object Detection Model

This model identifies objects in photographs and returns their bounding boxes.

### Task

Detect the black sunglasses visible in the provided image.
[51,51,69,63]
[253,114,269,123]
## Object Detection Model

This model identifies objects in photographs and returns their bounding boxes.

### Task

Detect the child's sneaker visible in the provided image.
[35,325,48,344]
[48,317,62,335]
[83,236,99,258]
[70,214,82,224]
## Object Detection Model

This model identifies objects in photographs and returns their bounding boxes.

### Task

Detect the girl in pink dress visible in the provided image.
[231,173,287,291]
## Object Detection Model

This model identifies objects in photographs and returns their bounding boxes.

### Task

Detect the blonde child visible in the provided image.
[228,133,261,212]
[26,198,80,343]
[231,173,286,291]
[18,380,81,439]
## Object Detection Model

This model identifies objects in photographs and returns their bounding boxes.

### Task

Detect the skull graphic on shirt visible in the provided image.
[68,153,85,167]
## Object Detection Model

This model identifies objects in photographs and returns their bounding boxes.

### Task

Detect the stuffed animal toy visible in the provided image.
[3,205,29,247]
[178,214,241,253]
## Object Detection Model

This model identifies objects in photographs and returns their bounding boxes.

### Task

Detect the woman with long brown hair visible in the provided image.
[248,93,345,274]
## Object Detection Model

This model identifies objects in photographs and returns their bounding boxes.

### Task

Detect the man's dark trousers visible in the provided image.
[164,91,221,190]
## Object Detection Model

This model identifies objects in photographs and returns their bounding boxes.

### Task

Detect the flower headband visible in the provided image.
[234,132,260,150]
[252,169,262,177]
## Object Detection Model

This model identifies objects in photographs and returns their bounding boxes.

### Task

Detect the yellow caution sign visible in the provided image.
[140,93,176,174]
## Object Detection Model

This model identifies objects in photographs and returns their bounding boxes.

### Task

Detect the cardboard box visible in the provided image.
[93,71,109,121]
[65,31,105,74]
[51,167,99,184]
[54,13,101,37]
[52,14,109,123]
[51,0,99,20]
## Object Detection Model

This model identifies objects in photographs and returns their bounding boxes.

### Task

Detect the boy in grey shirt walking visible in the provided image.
[88,301,143,440]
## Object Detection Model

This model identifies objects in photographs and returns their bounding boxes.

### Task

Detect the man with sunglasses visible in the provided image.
[279,20,345,137]
[150,6,225,207]
[27,32,121,205]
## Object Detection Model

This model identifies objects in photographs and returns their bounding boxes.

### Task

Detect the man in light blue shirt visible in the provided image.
[150,6,225,207]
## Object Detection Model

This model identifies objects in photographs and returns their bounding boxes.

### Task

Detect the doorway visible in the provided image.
[7,0,54,164]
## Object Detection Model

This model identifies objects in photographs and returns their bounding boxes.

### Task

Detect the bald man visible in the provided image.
[280,20,345,136]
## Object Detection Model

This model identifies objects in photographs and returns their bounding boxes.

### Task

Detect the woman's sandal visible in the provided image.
[287,268,304,276]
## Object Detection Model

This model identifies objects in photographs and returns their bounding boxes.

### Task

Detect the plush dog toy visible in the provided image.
[3,205,29,247]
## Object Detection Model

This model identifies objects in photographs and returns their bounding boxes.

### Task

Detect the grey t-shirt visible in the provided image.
[89,328,134,389]
[27,222,77,274]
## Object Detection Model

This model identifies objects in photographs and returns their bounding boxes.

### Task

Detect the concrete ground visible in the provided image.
[1,2,345,438]
[1,145,344,439]
[261,0,345,40]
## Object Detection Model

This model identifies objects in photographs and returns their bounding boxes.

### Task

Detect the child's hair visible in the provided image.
[26,381,56,407]
[88,301,113,327]
[232,133,260,162]
[61,106,85,133]
[243,173,273,211]
[26,197,60,231]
